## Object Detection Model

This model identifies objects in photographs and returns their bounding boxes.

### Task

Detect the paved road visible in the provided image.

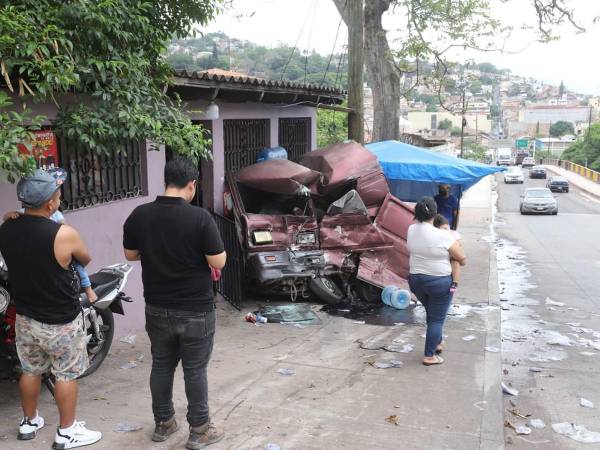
[495,170,600,448]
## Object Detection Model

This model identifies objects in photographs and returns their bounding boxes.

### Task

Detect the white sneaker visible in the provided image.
[18,413,45,440]
[52,421,102,449]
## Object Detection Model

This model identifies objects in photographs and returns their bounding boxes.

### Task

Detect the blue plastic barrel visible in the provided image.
[381,286,411,309]
[256,146,288,163]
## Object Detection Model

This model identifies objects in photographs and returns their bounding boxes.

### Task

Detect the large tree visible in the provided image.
[550,120,575,137]
[332,0,590,142]
[0,0,221,181]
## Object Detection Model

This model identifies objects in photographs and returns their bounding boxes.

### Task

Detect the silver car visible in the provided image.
[520,188,558,215]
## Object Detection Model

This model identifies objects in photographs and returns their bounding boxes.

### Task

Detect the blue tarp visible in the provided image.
[366,140,506,202]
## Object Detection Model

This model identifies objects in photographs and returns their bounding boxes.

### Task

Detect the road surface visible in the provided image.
[495,170,600,448]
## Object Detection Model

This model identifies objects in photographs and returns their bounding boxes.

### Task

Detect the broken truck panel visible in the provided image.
[357,251,410,291]
[319,213,390,251]
[235,159,320,195]
[300,142,389,214]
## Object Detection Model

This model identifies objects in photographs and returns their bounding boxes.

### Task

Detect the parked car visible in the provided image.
[546,176,570,193]
[520,188,558,215]
[529,166,547,179]
[521,157,535,168]
[504,166,524,184]
[224,142,414,304]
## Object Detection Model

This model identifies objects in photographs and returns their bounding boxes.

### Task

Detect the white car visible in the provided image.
[521,157,535,168]
[504,166,524,184]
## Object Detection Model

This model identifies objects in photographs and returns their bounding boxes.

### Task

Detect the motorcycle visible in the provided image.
[0,259,133,391]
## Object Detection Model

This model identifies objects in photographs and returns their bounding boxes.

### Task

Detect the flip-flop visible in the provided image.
[423,355,444,366]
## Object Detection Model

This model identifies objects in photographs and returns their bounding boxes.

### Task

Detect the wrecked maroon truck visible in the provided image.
[224,141,415,304]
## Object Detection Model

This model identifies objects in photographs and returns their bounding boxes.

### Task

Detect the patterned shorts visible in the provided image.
[15,313,89,382]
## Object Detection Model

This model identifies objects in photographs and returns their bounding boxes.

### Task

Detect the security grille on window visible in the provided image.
[223,119,270,172]
[279,117,311,162]
[57,138,143,211]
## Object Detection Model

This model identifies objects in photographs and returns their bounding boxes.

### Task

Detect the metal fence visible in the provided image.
[542,159,600,184]
[279,117,311,162]
[223,119,270,172]
[212,214,244,310]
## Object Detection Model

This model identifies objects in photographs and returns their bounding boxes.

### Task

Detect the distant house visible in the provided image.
[534,137,573,156]
[519,105,590,125]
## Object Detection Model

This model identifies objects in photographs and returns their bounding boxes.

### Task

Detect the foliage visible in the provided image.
[437,118,452,130]
[561,123,600,170]
[317,105,348,148]
[0,0,221,179]
[0,92,42,181]
[463,143,487,162]
[549,120,574,137]
[168,33,348,88]
[469,80,483,94]
[475,62,502,74]
[490,104,501,118]
[450,126,462,137]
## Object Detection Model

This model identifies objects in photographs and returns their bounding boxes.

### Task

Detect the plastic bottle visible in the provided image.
[381,286,411,310]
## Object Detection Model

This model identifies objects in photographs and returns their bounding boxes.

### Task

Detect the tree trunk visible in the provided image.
[333,0,401,142]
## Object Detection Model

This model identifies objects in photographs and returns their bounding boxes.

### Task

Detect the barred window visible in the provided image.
[57,137,144,212]
[223,119,270,172]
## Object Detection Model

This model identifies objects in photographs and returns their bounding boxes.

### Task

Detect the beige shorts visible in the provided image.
[15,313,89,382]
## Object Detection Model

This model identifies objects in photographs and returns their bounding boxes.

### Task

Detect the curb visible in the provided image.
[479,182,505,450]
[544,165,600,201]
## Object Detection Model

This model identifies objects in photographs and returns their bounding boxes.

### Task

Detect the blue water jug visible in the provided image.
[256,146,288,163]
[381,286,411,310]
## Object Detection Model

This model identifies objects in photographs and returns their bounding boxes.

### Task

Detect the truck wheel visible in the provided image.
[309,277,345,305]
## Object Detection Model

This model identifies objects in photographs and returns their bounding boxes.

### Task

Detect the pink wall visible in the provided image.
[0,144,165,335]
[185,100,317,212]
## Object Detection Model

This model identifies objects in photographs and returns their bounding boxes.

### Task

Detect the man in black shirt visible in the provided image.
[123,157,226,449]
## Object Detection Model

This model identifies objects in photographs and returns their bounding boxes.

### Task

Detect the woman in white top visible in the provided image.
[407,197,467,366]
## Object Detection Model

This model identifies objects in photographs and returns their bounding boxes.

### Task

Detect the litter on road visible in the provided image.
[462,335,477,341]
[545,298,565,307]
[543,330,572,346]
[119,334,136,345]
[485,346,500,353]
[580,398,594,408]
[372,360,403,369]
[529,367,544,373]
[552,422,600,444]
[119,361,137,370]
[114,423,142,432]
[277,368,296,376]
[515,425,532,435]
[502,382,519,396]
[529,419,546,429]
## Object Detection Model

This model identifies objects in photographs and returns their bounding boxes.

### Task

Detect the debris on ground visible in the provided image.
[114,423,142,432]
[580,398,594,408]
[372,360,403,369]
[545,298,565,307]
[515,425,532,435]
[257,304,321,324]
[529,419,546,429]
[485,346,500,353]
[473,401,488,411]
[543,330,571,346]
[580,351,596,356]
[119,334,136,345]
[384,343,414,353]
[529,367,544,373]
[552,422,600,443]
[462,335,476,341]
[385,415,399,425]
[352,320,366,324]
[502,382,519,396]
[277,368,296,376]
[119,361,137,370]
[508,408,530,420]
[265,444,282,450]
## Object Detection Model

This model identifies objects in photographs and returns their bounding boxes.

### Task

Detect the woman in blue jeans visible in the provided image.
[407,197,466,366]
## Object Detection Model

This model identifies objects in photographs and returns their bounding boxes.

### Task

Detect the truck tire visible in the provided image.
[356,280,383,303]
[310,277,345,305]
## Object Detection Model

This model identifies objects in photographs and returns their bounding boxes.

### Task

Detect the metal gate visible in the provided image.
[223,119,270,172]
[212,214,244,309]
[279,117,311,162]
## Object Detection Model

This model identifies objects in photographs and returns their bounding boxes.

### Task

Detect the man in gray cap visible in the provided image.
[0,169,102,448]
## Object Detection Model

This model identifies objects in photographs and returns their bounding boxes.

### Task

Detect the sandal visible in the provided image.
[423,355,444,366]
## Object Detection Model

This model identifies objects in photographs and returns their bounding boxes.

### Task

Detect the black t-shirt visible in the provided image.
[0,215,80,324]
[123,196,224,312]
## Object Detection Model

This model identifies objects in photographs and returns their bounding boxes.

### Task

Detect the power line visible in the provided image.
[280,0,317,81]
[320,17,343,87]
[303,0,318,84]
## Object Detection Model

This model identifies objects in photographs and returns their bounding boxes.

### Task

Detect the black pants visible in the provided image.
[145,304,215,427]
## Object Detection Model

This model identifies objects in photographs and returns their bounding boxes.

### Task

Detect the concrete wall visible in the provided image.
[185,100,317,213]
[519,107,590,124]
[407,111,492,133]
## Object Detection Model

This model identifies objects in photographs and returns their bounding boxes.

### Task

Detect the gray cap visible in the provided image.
[17,168,67,208]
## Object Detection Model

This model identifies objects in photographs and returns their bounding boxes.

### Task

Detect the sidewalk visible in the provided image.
[543,164,600,199]
[0,178,503,450]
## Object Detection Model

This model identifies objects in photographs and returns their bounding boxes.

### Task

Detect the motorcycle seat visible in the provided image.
[87,272,121,299]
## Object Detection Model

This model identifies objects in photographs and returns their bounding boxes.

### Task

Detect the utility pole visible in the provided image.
[460,89,466,158]
[346,0,364,143]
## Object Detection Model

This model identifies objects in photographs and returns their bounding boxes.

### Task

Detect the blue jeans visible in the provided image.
[408,274,454,357]
[73,261,91,288]
[145,305,216,427]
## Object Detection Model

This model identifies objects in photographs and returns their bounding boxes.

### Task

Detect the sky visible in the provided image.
[203,0,600,95]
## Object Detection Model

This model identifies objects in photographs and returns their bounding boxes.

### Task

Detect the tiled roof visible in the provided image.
[173,68,346,96]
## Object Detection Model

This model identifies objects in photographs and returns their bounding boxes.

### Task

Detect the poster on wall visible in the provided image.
[18,130,60,170]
